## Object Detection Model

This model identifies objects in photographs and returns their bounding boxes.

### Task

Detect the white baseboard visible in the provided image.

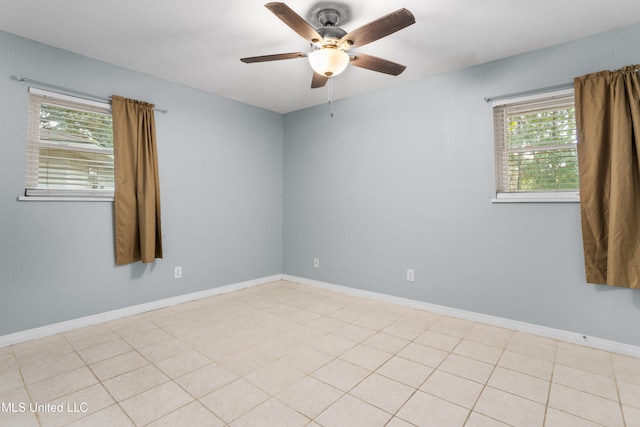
[4,273,639,359]
[283,274,640,359]
[0,274,282,348]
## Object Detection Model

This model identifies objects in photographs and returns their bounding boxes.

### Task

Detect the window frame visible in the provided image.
[20,87,114,202]
[491,88,579,203]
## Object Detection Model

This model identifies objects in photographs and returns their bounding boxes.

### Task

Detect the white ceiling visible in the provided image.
[1,1,639,114]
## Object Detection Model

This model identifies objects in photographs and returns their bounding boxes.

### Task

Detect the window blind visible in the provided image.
[25,88,114,198]
[493,90,578,196]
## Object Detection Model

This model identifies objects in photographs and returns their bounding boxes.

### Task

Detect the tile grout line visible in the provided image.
[610,351,628,427]
[65,330,139,427]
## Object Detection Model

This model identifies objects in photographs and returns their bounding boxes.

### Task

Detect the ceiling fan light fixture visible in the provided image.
[308,47,349,77]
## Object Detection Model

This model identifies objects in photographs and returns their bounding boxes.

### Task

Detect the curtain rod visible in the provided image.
[485,68,640,103]
[484,82,574,103]
[10,75,168,114]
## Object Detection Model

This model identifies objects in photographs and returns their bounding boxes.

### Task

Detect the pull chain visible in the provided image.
[328,77,334,118]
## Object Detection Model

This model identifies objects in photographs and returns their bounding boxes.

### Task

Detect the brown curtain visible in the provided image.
[112,96,163,265]
[574,65,640,288]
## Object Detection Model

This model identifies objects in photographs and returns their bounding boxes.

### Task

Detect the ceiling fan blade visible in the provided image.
[350,53,407,76]
[311,72,329,88]
[265,2,324,45]
[240,52,305,63]
[340,8,415,48]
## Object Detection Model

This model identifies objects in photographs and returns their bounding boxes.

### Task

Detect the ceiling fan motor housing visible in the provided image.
[314,26,347,48]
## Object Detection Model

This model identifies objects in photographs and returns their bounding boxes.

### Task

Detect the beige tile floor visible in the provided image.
[1,280,640,427]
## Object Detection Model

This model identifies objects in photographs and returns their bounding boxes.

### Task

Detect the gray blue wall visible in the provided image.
[2,23,640,347]
[283,23,640,347]
[0,31,284,335]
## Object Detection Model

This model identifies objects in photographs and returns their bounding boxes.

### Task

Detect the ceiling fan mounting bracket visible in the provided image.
[307,2,351,28]
[317,9,340,27]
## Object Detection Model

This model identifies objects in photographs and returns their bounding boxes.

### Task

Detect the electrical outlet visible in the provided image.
[313,258,320,268]
[406,269,415,282]
[174,266,183,279]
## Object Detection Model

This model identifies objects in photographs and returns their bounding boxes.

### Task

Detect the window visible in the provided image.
[24,88,114,200]
[492,89,579,202]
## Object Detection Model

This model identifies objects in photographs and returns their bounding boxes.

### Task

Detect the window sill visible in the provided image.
[18,196,114,202]
[492,192,579,203]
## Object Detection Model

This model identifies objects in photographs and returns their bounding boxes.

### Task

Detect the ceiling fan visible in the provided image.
[240,2,416,88]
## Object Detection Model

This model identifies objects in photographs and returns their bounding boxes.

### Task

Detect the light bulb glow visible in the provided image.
[308,48,349,77]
